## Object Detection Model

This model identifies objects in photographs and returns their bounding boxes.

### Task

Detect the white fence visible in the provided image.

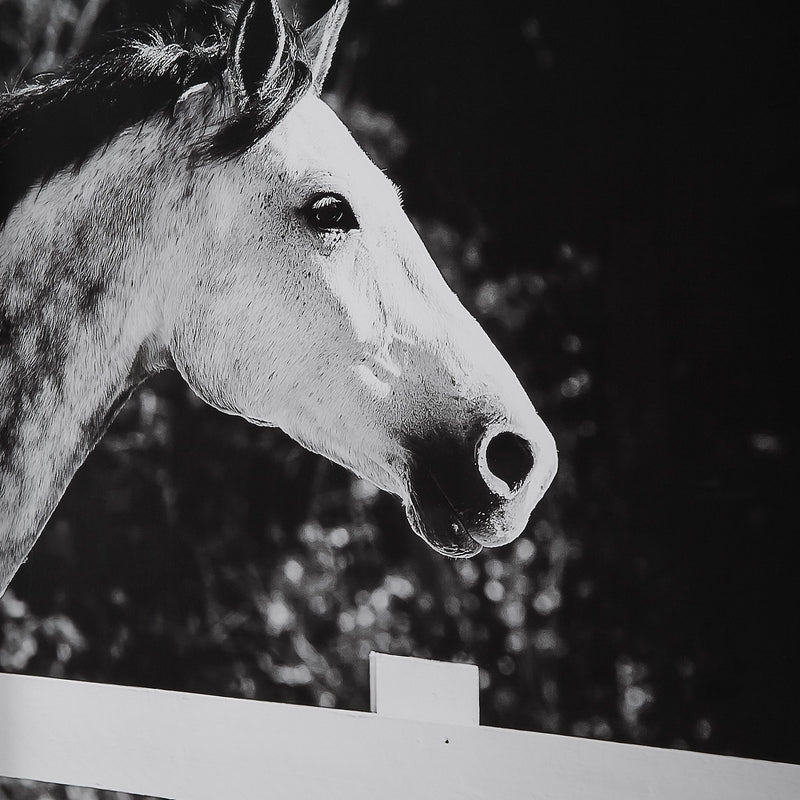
[1,652,798,799]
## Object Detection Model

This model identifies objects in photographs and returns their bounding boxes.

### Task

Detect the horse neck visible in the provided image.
[0,121,177,593]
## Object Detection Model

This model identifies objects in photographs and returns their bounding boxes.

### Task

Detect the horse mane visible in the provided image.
[0,24,311,225]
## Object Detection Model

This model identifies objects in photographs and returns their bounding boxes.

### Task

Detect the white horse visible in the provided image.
[0,0,557,596]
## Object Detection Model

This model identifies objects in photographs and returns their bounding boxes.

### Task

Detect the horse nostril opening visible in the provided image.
[484,431,534,492]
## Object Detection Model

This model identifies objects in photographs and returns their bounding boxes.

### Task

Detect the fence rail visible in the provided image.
[1,653,798,799]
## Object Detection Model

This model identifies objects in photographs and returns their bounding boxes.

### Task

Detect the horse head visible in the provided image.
[163,0,557,557]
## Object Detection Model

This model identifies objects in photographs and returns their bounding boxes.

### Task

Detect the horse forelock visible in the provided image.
[0,21,312,226]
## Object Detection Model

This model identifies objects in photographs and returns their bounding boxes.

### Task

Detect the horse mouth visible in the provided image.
[405,466,483,558]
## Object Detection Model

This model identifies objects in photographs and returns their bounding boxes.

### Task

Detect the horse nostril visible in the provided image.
[484,431,534,493]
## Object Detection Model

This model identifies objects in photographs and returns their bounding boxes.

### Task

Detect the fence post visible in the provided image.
[369,651,479,726]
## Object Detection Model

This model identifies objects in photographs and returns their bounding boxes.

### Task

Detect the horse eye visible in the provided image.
[301,194,358,233]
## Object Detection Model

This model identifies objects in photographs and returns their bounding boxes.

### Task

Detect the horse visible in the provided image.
[0,0,557,597]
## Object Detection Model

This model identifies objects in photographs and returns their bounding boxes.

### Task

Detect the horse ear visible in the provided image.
[301,0,349,93]
[229,0,287,101]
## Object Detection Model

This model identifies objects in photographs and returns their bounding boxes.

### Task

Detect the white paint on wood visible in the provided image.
[369,651,479,726]
[0,669,798,800]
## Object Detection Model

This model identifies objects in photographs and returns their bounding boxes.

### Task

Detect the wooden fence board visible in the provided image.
[1,662,798,800]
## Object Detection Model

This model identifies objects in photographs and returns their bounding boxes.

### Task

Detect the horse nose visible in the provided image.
[478,429,535,496]
[403,417,556,552]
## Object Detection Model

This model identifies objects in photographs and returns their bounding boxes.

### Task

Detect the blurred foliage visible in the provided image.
[3,0,798,796]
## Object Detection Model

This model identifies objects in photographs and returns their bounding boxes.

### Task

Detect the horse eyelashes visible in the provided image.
[301,193,358,233]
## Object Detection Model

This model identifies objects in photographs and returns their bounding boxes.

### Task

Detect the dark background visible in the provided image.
[1,0,797,790]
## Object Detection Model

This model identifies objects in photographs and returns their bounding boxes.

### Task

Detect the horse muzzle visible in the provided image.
[402,415,558,557]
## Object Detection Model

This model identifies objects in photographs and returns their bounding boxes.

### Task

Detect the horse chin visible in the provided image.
[404,470,483,559]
